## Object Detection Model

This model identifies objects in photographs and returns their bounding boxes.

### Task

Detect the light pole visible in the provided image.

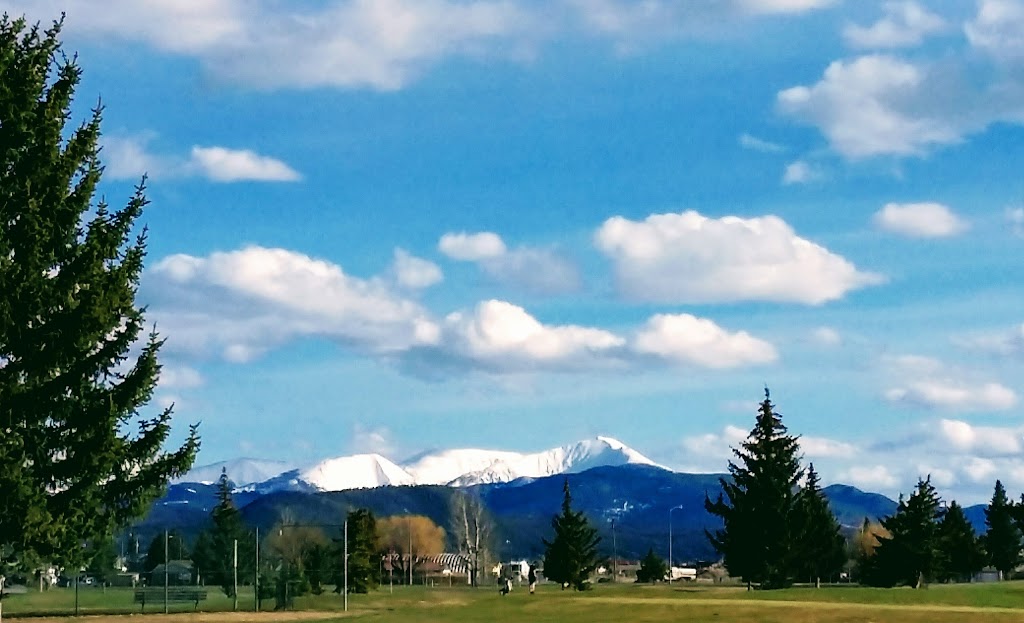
[668,505,683,584]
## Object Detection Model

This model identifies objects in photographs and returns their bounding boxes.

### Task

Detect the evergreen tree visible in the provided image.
[542,479,601,591]
[143,531,189,575]
[192,470,253,596]
[983,480,1021,580]
[635,548,668,583]
[937,501,984,583]
[794,464,846,587]
[0,15,199,568]
[869,478,943,588]
[705,388,803,589]
[332,508,378,594]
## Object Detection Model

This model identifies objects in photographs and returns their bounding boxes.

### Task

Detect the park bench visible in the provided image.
[133,586,208,611]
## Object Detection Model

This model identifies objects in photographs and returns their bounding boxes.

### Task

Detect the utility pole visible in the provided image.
[611,519,617,583]
[343,520,348,612]
[164,530,169,614]
[254,527,260,612]
[232,539,238,611]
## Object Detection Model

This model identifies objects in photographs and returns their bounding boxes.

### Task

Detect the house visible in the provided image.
[147,560,193,586]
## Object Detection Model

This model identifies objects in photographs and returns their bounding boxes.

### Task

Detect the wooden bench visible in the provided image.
[134,586,208,611]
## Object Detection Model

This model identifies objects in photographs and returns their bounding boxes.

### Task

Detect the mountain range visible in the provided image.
[149,436,987,563]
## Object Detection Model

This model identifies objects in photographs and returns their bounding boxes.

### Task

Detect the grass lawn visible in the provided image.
[5,582,1024,622]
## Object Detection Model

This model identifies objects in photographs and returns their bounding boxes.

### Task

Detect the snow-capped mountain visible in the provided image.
[173,458,294,487]
[444,436,663,486]
[177,436,663,493]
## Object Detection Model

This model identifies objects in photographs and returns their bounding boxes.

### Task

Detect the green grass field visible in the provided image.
[6,582,1024,622]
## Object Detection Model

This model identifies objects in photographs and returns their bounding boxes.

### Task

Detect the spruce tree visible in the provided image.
[705,388,803,589]
[192,470,252,596]
[871,477,942,588]
[0,15,199,568]
[984,480,1021,580]
[937,501,984,583]
[542,479,601,591]
[333,508,379,594]
[794,463,846,587]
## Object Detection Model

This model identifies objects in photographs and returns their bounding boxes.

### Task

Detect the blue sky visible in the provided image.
[15,0,1024,503]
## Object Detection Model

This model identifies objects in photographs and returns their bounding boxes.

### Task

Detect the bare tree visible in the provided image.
[449,491,494,587]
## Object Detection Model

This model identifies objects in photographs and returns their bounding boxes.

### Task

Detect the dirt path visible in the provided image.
[587,596,1024,615]
[9,611,356,623]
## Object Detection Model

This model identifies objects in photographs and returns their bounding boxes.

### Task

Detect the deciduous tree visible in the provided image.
[376,515,445,584]
[0,15,198,569]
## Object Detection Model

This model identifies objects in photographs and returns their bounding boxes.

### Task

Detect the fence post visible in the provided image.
[164,530,169,614]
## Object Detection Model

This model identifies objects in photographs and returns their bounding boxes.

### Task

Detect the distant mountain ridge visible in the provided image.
[177,436,663,493]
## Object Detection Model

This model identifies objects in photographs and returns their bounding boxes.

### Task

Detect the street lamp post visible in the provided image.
[668,505,683,584]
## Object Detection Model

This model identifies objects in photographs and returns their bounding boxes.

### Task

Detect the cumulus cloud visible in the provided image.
[872,202,969,238]
[882,354,1017,411]
[594,210,882,305]
[187,146,301,182]
[391,249,443,289]
[843,1,946,49]
[802,436,857,459]
[1006,206,1024,237]
[438,232,507,261]
[781,160,822,184]
[632,314,777,369]
[681,425,749,459]
[430,300,626,372]
[146,246,440,362]
[780,3,1024,161]
[103,135,300,182]
[158,365,205,390]
[840,464,899,489]
[938,419,1024,457]
[439,231,579,294]
[739,133,786,153]
[965,0,1024,62]
[349,424,398,456]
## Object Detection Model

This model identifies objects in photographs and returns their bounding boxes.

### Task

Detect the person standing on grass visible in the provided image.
[528,564,537,594]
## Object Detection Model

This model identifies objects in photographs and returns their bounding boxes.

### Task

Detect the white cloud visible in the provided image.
[961,456,999,483]
[802,436,857,459]
[956,323,1024,357]
[438,232,507,261]
[739,133,785,153]
[781,159,822,184]
[965,0,1024,62]
[594,210,883,305]
[391,249,443,289]
[632,314,777,369]
[886,380,1017,411]
[872,202,969,238]
[738,0,835,13]
[158,365,204,390]
[349,424,397,456]
[843,1,946,49]
[938,419,1024,457]
[882,354,1017,411]
[187,146,301,182]
[1006,206,1024,237]
[439,231,579,294]
[102,135,300,183]
[778,55,964,158]
[681,424,749,459]
[147,246,439,362]
[438,299,625,371]
[840,464,899,489]
[811,326,842,346]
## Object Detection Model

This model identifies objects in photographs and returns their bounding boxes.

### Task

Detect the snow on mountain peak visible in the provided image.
[173,458,293,487]
[299,453,415,491]
[179,436,664,493]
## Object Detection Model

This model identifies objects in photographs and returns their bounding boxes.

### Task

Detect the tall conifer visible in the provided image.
[542,479,600,591]
[0,15,198,568]
[795,463,846,587]
[984,480,1021,580]
[705,388,803,589]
